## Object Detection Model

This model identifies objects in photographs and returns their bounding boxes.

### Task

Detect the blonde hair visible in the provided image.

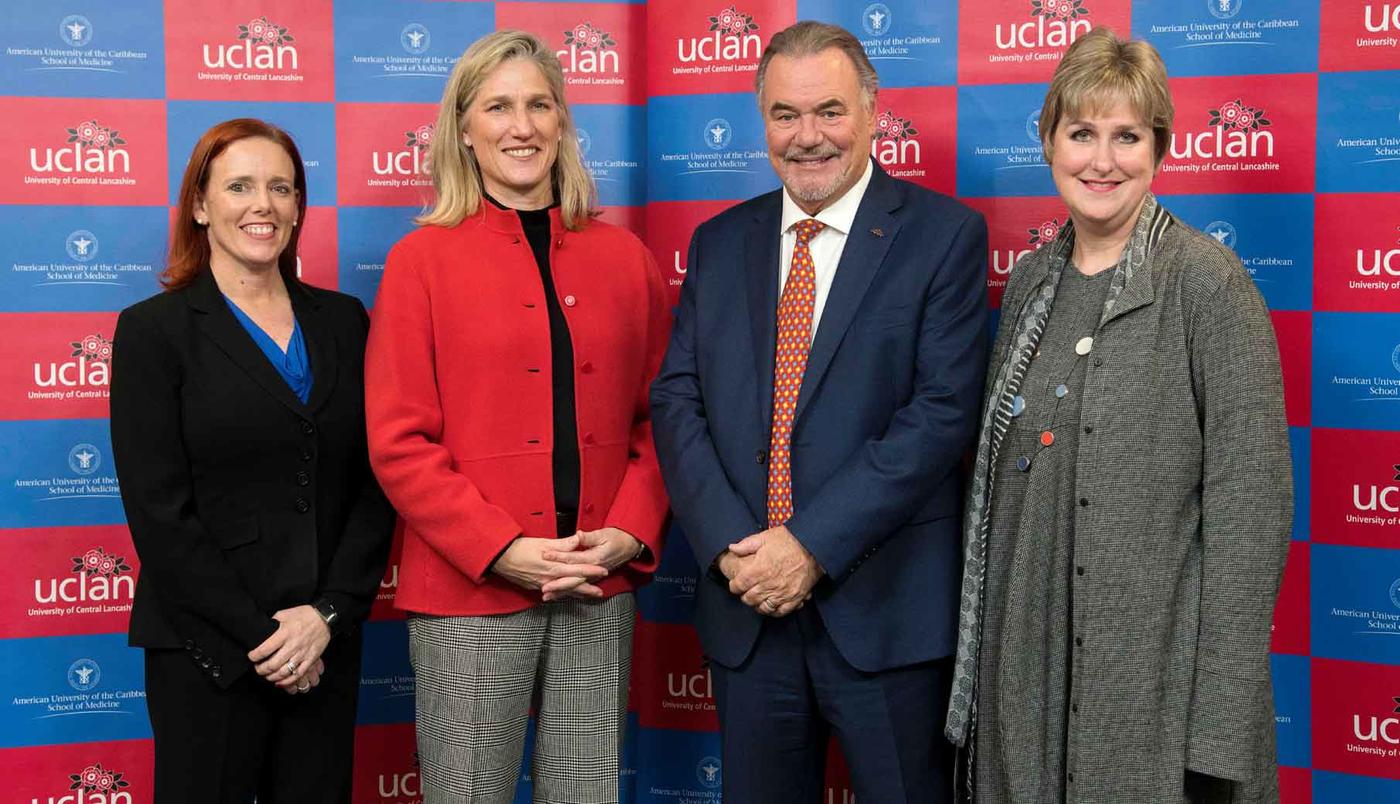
[1039,27,1174,165]
[418,30,596,230]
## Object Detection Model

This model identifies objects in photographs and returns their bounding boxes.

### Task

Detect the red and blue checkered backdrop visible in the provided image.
[0,0,1397,801]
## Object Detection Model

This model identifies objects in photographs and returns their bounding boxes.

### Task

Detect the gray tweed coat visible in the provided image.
[983,217,1292,803]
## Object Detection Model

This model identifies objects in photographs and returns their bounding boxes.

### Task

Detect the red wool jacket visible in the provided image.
[365,202,672,615]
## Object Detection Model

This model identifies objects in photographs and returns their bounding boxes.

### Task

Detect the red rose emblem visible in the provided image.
[98,556,116,575]
[97,772,114,791]
[574,24,591,42]
[1057,3,1074,18]
[887,121,904,138]
[83,549,103,570]
[92,128,110,147]
[1235,109,1256,129]
[82,335,102,355]
[1043,0,1062,14]
[262,27,280,44]
[97,343,113,361]
[415,125,434,146]
[249,19,267,38]
[76,121,98,142]
[1040,221,1059,241]
[1218,101,1243,126]
[877,112,893,130]
[718,8,736,27]
[81,766,101,785]
[588,31,602,48]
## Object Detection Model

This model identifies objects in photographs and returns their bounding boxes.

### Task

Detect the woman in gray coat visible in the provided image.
[945,29,1292,804]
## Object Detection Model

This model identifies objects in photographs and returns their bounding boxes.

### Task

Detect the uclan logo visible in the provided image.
[1365,4,1400,31]
[33,762,133,804]
[995,0,1092,50]
[203,16,299,70]
[560,22,620,74]
[1353,696,1400,744]
[667,666,712,699]
[871,110,921,168]
[34,547,134,605]
[677,6,762,63]
[1353,464,1400,513]
[1356,229,1400,277]
[377,769,420,799]
[29,120,130,175]
[993,218,1063,278]
[378,751,421,800]
[373,125,434,177]
[34,334,112,389]
[1169,99,1275,161]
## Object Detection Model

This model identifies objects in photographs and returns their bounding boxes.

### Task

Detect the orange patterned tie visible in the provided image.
[767,218,825,527]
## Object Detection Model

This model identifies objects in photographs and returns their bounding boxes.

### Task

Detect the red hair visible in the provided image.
[162,118,308,290]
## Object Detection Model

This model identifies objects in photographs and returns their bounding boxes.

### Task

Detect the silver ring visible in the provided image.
[286,660,297,675]
[296,682,310,692]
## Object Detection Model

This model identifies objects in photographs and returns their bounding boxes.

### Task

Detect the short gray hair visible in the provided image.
[754,21,879,110]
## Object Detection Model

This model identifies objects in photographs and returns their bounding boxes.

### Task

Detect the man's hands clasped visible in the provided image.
[492,528,645,603]
[719,525,822,618]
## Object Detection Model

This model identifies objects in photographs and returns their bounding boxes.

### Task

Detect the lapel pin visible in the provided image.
[870,227,884,238]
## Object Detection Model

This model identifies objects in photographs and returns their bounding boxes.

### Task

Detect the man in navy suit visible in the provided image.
[650,20,989,803]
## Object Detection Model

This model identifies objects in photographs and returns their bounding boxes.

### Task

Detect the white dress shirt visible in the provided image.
[777,157,875,342]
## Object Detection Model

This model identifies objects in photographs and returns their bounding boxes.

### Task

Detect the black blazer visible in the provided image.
[111,269,395,689]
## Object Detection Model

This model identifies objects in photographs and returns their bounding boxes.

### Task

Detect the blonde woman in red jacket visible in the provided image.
[365,30,670,804]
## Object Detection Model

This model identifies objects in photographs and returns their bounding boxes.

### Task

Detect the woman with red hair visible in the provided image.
[110,118,394,803]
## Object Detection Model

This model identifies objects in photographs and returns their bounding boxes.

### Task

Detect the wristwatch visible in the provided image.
[313,598,339,630]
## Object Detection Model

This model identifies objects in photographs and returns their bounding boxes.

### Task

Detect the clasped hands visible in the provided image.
[248,604,331,696]
[718,525,822,618]
[492,528,643,603]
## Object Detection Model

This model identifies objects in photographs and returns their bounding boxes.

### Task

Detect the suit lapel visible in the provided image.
[746,195,782,424]
[793,169,901,422]
[291,284,338,412]
[187,269,311,418]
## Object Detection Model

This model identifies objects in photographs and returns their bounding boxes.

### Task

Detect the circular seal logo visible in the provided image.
[862,4,893,37]
[1026,108,1043,143]
[703,118,733,151]
[1390,577,1400,609]
[1204,220,1237,249]
[1208,0,1243,20]
[60,15,94,48]
[695,756,722,789]
[66,230,99,263]
[401,23,430,55]
[68,443,101,476]
[68,658,101,691]
[577,128,593,157]
[1391,343,1400,374]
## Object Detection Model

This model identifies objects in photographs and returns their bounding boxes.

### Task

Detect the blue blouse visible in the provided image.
[223,296,313,404]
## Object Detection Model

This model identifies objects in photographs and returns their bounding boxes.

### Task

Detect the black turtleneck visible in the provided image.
[488,195,579,515]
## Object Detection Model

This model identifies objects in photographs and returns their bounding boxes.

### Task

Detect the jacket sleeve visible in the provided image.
[650,225,765,571]
[314,299,397,634]
[110,307,278,657]
[604,245,673,572]
[1185,264,1293,782]
[365,239,525,584]
[788,212,990,580]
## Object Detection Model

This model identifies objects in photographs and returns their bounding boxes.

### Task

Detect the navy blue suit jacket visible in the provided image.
[651,163,989,672]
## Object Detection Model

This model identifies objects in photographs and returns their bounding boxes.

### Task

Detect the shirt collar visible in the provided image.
[780,156,874,238]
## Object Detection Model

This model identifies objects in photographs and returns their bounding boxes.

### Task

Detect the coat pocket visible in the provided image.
[207,513,259,549]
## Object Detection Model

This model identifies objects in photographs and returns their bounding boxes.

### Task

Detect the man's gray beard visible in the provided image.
[783,151,850,204]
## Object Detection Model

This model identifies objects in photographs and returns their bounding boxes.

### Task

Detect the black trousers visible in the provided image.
[144,630,362,804]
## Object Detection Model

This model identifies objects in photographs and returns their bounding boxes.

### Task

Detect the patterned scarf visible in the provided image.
[945,194,1173,749]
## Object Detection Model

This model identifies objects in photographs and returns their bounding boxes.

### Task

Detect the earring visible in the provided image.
[195,218,207,226]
